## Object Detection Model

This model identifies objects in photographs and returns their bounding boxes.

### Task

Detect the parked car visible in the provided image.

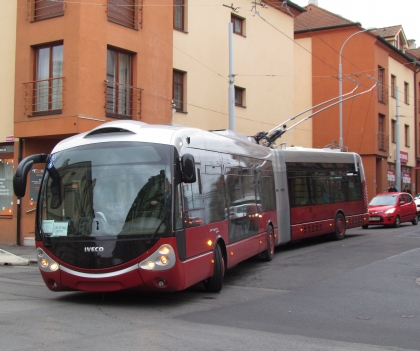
[415,197,420,215]
[363,192,418,229]
[413,193,420,200]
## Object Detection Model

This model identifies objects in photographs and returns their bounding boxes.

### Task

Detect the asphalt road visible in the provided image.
[1,224,419,351]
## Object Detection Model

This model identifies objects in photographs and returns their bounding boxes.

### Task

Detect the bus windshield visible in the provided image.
[38,142,173,242]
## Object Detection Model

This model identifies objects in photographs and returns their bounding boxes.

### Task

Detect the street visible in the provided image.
[1,224,419,351]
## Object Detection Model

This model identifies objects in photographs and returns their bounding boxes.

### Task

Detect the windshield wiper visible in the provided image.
[147,211,169,244]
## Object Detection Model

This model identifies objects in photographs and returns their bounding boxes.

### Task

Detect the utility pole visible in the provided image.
[228,22,235,131]
[396,86,401,191]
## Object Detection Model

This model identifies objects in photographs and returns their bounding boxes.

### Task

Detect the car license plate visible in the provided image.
[369,216,381,221]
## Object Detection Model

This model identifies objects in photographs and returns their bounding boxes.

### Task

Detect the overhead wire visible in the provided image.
[55,0,418,128]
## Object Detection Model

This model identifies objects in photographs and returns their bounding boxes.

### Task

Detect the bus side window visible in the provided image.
[182,167,204,228]
[346,173,362,201]
[259,161,275,211]
[288,172,310,207]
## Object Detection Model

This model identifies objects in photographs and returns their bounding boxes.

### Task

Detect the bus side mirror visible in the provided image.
[13,154,48,198]
[181,154,196,183]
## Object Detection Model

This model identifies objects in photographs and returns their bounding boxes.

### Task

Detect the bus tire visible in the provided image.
[203,245,224,293]
[331,213,346,240]
[261,225,275,261]
[362,224,369,229]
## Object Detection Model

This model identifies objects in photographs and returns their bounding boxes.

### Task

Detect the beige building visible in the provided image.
[0,0,17,239]
[172,0,308,147]
[374,26,418,192]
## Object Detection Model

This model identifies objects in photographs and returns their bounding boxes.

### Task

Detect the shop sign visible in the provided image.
[5,136,14,142]
[0,145,14,153]
[400,151,408,163]
[387,170,395,182]
[30,169,44,202]
[402,172,411,184]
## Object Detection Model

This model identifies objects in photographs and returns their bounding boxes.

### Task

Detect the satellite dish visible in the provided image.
[308,0,318,5]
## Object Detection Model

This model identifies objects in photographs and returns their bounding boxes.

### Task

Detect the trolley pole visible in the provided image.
[228,22,235,131]
[396,86,401,191]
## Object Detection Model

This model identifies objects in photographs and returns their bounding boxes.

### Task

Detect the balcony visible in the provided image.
[378,132,389,152]
[107,0,143,29]
[23,77,64,116]
[27,0,65,22]
[105,80,143,119]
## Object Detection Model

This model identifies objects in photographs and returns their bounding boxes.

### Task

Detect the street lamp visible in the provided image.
[339,28,376,148]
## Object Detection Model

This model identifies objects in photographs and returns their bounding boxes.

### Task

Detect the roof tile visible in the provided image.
[294,4,355,32]
[371,25,402,39]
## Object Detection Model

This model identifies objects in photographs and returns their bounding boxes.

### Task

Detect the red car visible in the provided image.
[363,192,418,229]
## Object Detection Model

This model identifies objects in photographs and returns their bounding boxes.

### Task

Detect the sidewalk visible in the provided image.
[0,244,37,266]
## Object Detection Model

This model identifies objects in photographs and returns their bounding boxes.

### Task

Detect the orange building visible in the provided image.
[10,0,173,245]
[294,4,419,199]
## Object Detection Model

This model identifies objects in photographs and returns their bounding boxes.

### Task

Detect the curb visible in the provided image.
[0,249,30,266]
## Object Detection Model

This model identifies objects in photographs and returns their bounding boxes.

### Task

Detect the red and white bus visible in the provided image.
[13,121,368,293]
[272,148,369,244]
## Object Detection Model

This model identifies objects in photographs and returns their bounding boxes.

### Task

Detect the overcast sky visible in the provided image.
[291,0,419,47]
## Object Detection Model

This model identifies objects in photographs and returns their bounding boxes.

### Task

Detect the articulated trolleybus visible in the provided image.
[14,121,368,293]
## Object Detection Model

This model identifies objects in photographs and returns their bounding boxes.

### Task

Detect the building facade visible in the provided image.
[294,4,419,198]
[0,0,18,244]
[405,44,420,196]
[10,0,173,245]
[172,0,307,147]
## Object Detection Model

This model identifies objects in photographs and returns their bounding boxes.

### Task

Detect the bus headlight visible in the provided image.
[49,262,59,271]
[37,249,60,273]
[139,244,176,271]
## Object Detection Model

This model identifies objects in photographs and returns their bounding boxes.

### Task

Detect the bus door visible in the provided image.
[271,150,291,244]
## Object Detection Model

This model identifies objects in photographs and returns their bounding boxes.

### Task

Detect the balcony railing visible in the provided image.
[27,0,65,22]
[107,0,143,29]
[105,80,143,120]
[378,132,389,152]
[23,77,64,116]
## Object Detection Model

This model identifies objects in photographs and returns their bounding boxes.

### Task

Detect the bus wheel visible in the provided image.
[362,224,369,229]
[203,245,224,293]
[331,213,346,240]
[261,226,275,261]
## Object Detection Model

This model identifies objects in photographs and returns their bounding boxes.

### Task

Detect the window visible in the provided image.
[33,42,63,114]
[405,124,410,147]
[106,47,133,118]
[107,0,137,29]
[378,66,385,103]
[378,114,387,151]
[182,167,204,228]
[404,82,409,104]
[231,14,245,35]
[287,163,362,207]
[173,70,185,111]
[234,86,245,107]
[391,75,396,98]
[32,0,64,21]
[391,119,396,143]
[174,0,185,30]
